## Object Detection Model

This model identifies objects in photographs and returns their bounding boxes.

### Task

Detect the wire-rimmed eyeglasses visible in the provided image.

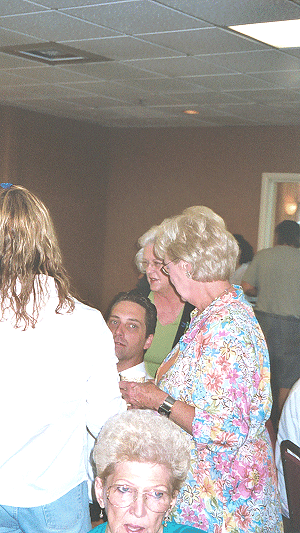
[106,484,172,513]
[161,260,173,275]
[141,259,164,271]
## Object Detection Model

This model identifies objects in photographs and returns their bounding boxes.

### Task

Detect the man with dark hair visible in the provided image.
[107,290,157,377]
[242,219,300,427]
[275,219,300,247]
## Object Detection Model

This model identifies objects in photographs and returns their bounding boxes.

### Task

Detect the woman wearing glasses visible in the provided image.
[91,409,203,533]
[135,225,194,378]
[120,207,283,532]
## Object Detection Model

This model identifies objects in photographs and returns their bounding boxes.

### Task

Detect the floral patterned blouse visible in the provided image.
[157,287,283,533]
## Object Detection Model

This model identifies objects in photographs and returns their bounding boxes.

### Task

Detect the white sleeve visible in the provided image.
[275,381,300,517]
[85,310,126,439]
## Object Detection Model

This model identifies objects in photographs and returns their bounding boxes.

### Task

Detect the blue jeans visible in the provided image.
[0,482,91,533]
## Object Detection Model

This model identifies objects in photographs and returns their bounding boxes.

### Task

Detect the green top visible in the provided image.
[143,292,183,378]
[90,521,204,533]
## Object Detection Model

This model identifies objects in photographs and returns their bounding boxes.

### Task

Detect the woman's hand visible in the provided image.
[119,380,195,435]
[119,380,167,411]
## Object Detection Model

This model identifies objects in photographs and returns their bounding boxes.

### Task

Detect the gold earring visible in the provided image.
[186,270,191,278]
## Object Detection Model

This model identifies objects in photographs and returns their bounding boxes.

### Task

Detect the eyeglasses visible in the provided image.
[161,260,173,275]
[106,484,171,513]
[141,259,164,271]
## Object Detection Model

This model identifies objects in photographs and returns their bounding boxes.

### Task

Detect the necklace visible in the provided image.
[210,286,233,305]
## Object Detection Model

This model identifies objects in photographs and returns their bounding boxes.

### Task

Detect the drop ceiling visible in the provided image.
[1,0,300,127]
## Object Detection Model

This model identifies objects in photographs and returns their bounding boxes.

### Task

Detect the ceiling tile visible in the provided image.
[57,79,156,103]
[62,1,208,34]
[160,0,300,26]
[185,73,276,91]
[65,35,183,60]
[0,68,31,86]
[0,26,41,48]
[32,0,121,7]
[251,70,300,89]
[226,87,300,103]
[138,27,268,55]
[0,1,49,16]
[10,64,96,83]
[0,10,119,41]
[124,76,207,93]
[64,60,164,79]
[200,49,300,74]
[123,55,233,77]
[0,0,300,126]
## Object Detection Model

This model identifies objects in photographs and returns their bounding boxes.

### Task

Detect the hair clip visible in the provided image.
[0,183,13,189]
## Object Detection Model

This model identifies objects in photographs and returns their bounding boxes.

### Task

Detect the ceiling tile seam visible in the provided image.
[54,2,257,43]
[59,33,192,60]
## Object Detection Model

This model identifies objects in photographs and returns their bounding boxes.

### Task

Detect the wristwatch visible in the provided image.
[157,395,176,418]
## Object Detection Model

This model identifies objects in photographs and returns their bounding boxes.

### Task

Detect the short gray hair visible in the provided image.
[93,410,190,493]
[155,206,239,282]
[135,225,161,273]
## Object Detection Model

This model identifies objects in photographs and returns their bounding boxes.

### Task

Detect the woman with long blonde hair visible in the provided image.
[0,184,124,533]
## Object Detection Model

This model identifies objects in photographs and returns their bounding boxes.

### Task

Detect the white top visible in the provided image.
[0,276,126,507]
[275,378,300,517]
[230,263,257,306]
[230,262,250,286]
[119,361,152,381]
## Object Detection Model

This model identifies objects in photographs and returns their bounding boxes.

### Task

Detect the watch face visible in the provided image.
[158,406,169,417]
[158,396,175,417]
[158,402,171,417]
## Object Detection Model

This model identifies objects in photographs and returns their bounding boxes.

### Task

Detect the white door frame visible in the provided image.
[257,173,300,250]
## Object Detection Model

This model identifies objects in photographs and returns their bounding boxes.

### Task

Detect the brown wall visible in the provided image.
[1,103,300,314]
[0,104,110,309]
[102,126,300,311]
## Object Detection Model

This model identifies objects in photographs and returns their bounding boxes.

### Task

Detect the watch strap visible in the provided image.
[157,395,176,417]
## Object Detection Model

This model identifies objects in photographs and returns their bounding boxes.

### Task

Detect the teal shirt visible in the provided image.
[90,521,204,533]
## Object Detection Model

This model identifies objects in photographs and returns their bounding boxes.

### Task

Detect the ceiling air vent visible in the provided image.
[0,41,112,65]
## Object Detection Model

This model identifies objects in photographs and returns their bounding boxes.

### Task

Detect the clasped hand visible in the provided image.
[119,380,160,411]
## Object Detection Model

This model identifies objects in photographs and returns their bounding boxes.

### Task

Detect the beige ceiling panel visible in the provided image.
[33,0,120,7]
[66,35,183,60]
[200,49,300,74]
[0,1,48,17]
[227,87,300,103]
[188,73,276,91]
[139,27,267,55]
[251,70,300,89]
[0,26,41,48]
[64,60,164,80]
[125,76,204,92]
[0,11,118,41]
[10,65,96,83]
[160,0,300,26]
[63,0,208,34]
[0,0,300,126]
[123,55,233,77]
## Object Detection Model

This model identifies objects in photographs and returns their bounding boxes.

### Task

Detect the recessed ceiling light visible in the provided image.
[184,109,200,115]
[230,19,300,48]
[0,42,112,65]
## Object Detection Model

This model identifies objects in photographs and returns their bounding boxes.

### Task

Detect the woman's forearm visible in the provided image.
[150,388,195,434]
[168,400,195,435]
[119,381,195,435]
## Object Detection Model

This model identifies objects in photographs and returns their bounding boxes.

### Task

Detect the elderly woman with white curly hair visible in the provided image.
[91,409,203,533]
[120,207,283,533]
